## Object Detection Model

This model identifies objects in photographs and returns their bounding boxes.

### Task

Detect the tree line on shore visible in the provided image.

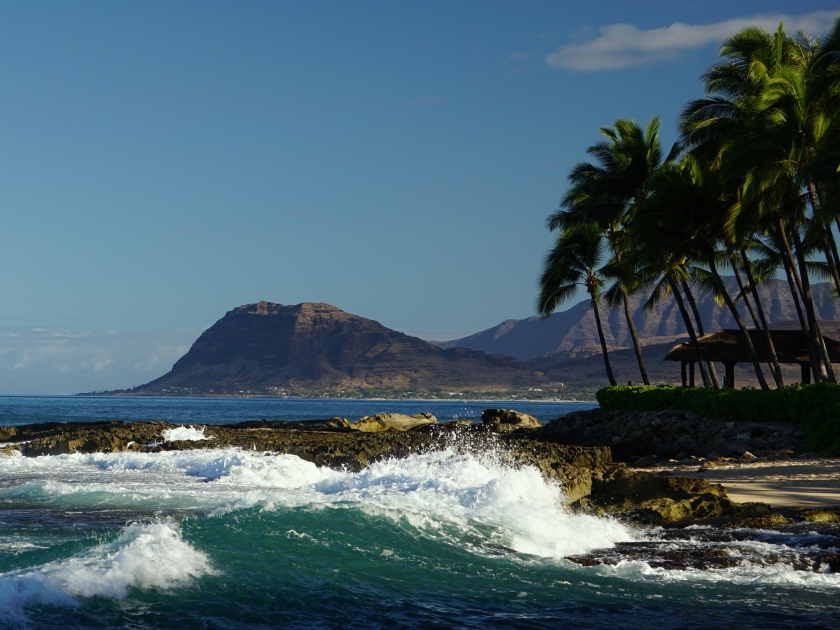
[538,19,840,392]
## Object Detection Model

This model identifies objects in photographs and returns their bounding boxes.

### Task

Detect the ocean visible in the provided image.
[0,396,838,628]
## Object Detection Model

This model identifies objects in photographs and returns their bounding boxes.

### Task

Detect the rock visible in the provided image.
[579,468,739,524]
[740,451,757,461]
[592,470,728,500]
[4,415,815,529]
[325,417,352,429]
[351,413,437,432]
[631,454,658,467]
[538,409,805,463]
[723,513,792,529]
[799,509,840,524]
[677,456,703,466]
[481,409,542,431]
[813,553,840,573]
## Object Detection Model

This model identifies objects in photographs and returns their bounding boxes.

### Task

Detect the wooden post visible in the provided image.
[801,362,811,384]
[689,361,695,387]
[724,362,735,388]
[681,361,687,387]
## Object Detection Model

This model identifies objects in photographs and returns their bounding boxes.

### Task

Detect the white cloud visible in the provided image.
[0,328,202,394]
[546,11,837,72]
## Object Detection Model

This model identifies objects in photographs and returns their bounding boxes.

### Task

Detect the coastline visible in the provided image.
[651,457,840,508]
[75,392,598,402]
[2,413,838,524]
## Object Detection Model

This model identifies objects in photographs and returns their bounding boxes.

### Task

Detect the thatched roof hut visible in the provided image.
[663,330,840,387]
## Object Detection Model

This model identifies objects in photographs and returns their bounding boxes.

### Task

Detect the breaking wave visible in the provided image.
[0,521,212,621]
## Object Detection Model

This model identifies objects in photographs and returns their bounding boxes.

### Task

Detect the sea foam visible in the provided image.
[0,521,212,620]
[161,425,213,442]
[0,447,632,559]
[313,449,632,558]
[1,448,838,594]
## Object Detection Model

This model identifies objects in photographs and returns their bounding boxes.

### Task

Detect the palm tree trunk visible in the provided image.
[833,216,840,265]
[590,297,617,387]
[791,225,835,382]
[706,248,770,391]
[820,227,840,295]
[779,218,827,382]
[730,255,761,329]
[741,248,784,388]
[782,252,808,332]
[669,278,710,387]
[824,223,840,285]
[804,183,837,383]
[621,289,650,385]
[681,280,721,389]
[808,181,840,294]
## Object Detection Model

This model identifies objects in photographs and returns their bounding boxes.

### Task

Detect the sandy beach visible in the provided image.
[651,457,840,507]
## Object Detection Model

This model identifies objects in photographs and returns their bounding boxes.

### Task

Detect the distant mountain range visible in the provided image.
[438,279,840,363]
[128,302,544,395]
[123,280,840,396]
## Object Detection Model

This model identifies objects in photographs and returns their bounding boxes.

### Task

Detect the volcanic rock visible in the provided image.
[2,412,796,524]
[539,408,806,461]
[351,412,437,432]
[480,408,542,431]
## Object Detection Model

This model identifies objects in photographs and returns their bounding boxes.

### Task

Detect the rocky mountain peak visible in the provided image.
[130,301,542,394]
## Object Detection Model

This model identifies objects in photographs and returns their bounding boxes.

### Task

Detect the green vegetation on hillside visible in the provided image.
[597,384,840,455]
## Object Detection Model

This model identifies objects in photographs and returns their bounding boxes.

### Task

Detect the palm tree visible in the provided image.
[547,118,666,386]
[537,223,617,386]
[681,271,723,388]
[680,23,836,383]
[733,246,785,387]
[639,155,772,390]
[751,233,808,331]
[628,246,715,387]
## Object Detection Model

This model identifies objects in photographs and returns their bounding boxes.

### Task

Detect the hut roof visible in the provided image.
[663,329,840,364]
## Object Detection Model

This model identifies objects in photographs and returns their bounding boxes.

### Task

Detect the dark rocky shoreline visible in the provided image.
[543,407,809,463]
[2,408,833,527]
[3,408,839,574]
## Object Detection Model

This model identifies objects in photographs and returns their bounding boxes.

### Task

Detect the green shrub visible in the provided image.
[596,383,840,456]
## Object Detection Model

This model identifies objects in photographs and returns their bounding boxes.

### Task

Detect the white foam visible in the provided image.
[313,450,632,557]
[0,447,632,559]
[4,447,840,588]
[0,521,213,620]
[599,557,840,588]
[161,426,214,442]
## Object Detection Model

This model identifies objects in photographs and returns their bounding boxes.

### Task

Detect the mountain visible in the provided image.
[439,279,840,362]
[130,302,545,394]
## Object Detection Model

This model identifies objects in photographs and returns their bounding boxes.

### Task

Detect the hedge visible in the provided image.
[596,383,840,456]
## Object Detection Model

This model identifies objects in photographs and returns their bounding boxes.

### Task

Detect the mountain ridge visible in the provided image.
[438,279,840,362]
[130,301,545,395]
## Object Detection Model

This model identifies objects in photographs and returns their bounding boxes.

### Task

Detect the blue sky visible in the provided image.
[0,1,836,393]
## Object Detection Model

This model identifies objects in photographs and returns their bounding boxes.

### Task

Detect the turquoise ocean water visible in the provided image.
[0,397,838,628]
